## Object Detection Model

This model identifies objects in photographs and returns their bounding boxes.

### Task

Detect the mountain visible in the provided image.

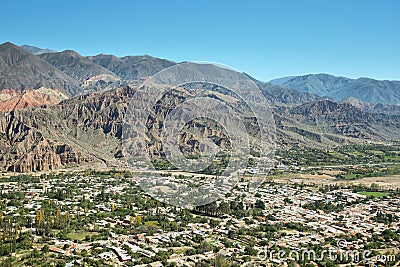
[243,73,322,105]
[0,42,328,110]
[372,103,400,115]
[1,83,399,173]
[20,45,56,55]
[259,83,322,105]
[0,86,134,172]
[0,42,79,95]
[0,88,68,112]
[267,76,295,85]
[0,42,179,112]
[88,54,175,80]
[1,42,399,173]
[269,74,400,105]
[39,50,117,81]
[275,99,400,145]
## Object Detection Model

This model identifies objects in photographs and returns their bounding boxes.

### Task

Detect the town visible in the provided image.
[0,166,399,266]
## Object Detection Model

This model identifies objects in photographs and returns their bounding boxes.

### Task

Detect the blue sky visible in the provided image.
[1,0,399,81]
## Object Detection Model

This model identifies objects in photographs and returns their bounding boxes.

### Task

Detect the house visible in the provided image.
[110,246,132,262]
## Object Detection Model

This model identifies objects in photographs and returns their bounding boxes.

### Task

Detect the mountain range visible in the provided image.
[2,42,400,107]
[0,42,176,111]
[0,42,79,96]
[269,73,400,105]
[0,42,399,173]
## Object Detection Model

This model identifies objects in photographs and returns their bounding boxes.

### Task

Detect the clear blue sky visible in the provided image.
[1,0,399,81]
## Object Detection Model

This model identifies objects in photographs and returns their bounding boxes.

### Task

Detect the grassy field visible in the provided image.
[67,231,97,241]
[144,221,159,227]
[357,191,389,198]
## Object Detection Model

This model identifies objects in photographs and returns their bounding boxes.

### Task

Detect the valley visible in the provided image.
[0,42,399,267]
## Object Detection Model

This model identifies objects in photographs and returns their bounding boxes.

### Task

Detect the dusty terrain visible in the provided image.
[273,173,400,189]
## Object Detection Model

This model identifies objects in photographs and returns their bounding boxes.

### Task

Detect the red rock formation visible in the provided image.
[0,89,67,112]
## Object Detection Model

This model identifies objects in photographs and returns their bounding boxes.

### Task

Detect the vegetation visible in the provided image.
[357,191,389,198]
[277,144,400,168]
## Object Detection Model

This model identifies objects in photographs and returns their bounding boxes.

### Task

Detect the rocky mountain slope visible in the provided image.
[0,42,80,95]
[269,73,400,105]
[1,84,399,173]
[0,86,135,172]
[259,83,322,106]
[0,88,68,112]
